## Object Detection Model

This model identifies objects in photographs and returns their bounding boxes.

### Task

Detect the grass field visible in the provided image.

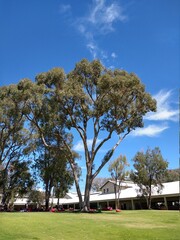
[0,210,179,240]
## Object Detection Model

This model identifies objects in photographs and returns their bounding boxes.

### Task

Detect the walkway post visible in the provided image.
[131,199,135,210]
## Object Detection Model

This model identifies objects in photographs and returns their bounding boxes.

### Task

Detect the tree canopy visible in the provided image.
[16,59,156,211]
[161,169,180,182]
[34,145,74,210]
[108,155,129,209]
[0,84,33,208]
[1,58,156,212]
[130,147,168,209]
[0,160,34,210]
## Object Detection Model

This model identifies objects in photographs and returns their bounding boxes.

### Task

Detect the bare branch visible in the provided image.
[92,131,130,181]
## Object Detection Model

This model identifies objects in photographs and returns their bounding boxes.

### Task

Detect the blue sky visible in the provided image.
[0,0,179,190]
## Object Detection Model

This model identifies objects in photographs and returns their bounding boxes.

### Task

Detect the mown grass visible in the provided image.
[0,210,179,240]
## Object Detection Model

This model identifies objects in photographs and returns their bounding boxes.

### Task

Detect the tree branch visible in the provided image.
[92,131,130,181]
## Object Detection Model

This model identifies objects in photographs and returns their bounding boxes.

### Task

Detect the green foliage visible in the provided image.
[34,146,74,210]
[14,58,156,211]
[0,84,34,207]
[161,169,180,182]
[108,155,129,209]
[63,59,156,135]
[0,160,34,208]
[130,147,168,209]
[108,155,129,181]
[28,190,45,207]
[54,166,74,199]
[0,85,29,165]
[17,72,83,209]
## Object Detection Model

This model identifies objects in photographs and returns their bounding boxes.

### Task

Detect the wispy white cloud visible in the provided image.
[86,41,98,59]
[73,138,101,152]
[76,0,127,61]
[88,0,127,33]
[131,124,169,137]
[59,4,71,14]
[132,89,178,137]
[111,52,117,58]
[59,1,126,62]
[145,90,178,122]
[73,141,84,152]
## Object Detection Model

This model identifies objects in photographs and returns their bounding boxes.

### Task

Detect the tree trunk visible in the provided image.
[148,181,152,209]
[1,194,7,210]
[45,197,49,211]
[57,197,60,208]
[114,184,118,210]
[1,170,8,209]
[82,168,92,212]
[117,198,120,209]
[1,187,6,207]
[74,177,83,210]
[69,161,83,210]
[117,183,121,209]
[45,185,50,211]
[148,192,152,209]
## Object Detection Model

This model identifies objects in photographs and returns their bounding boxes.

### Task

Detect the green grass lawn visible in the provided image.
[0,210,179,240]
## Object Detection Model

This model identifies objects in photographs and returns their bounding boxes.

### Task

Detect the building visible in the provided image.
[7,180,179,211]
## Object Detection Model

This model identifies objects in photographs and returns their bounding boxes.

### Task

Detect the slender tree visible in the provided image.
[17,76,83,209]
[0,85,32,207]
[108,155,129,209]
[17,59,156,211]
[0,160,34,210]
[28,190,45,210]
[34,145,74,211]
[130,147,168,209]
[53,164,74,208]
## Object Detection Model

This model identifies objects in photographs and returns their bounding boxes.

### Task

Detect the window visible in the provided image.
[107,188,109,193]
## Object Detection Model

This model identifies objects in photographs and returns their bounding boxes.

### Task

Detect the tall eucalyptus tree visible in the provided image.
[0,85,32,207]
[17,59,156,211]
